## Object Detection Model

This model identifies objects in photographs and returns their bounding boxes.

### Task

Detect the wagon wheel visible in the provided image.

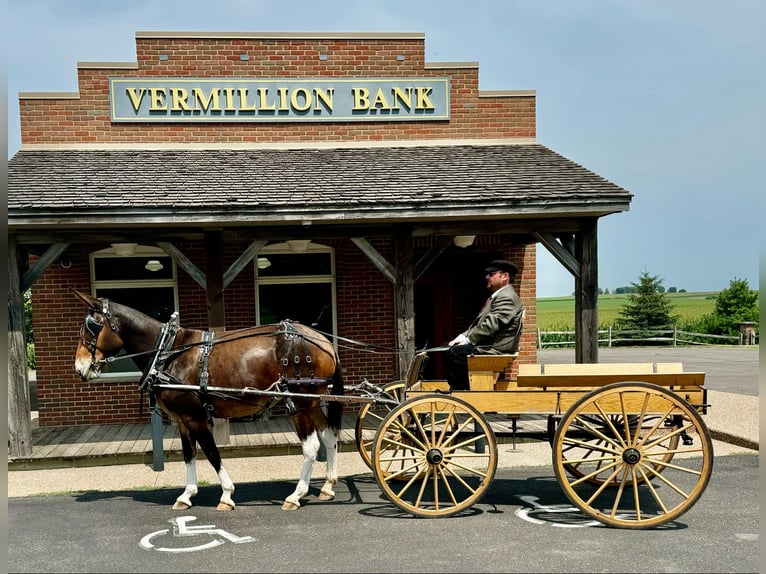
[552,382,713,529]
[549,412,680,487]
[372,394,498,518]
[354,381,407,471]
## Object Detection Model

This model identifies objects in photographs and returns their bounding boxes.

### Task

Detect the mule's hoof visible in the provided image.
[281,501,300,511]
[172,501,191,510]
[318,492,334,501]
[216,502,235,511]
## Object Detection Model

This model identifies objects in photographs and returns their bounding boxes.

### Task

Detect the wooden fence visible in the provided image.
[537,326,751,349]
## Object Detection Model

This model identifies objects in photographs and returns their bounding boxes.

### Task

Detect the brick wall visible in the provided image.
[20,35,535,146]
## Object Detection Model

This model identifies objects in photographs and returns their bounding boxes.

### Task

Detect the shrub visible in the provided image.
[26,343,36,370]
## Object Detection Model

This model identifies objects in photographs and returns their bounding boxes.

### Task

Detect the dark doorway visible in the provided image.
[414,249,504,379]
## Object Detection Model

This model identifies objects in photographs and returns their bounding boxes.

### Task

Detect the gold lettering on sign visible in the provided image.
[291,88,311,111]
[371,88,391,110]
[125,88,146,112]
[116,80,445,118]
[257,88,276,111]
[352,88,370,110]
[314,88,334,111]
[170,88,192,111]
[277,88,289,111]
[149,88,167,111]
[223,88,236,111]
[238,88,257,111]
[392,87,412,111]
[193,88,221,111]
[416,87,435,110]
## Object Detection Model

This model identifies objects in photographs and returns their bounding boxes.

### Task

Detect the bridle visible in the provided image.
[79,299,122,374]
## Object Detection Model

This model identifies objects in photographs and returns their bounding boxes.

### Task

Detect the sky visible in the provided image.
[7,0,764,298]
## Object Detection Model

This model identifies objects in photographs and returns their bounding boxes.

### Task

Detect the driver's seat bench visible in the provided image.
[467,354,518,391]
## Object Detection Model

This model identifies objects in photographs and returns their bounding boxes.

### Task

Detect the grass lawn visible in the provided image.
[536,291,719,331]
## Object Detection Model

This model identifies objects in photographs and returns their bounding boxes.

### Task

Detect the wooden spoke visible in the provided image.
[355,381,406,471]
[372,394,497,518]
[553,382,713,529]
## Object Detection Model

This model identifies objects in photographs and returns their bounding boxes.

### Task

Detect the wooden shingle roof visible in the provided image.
[8,142,632,228]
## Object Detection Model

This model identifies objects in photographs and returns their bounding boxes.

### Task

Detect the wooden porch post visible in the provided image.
[8,236,33,457]
[204,230,229,444]
[575,219,599,364]
[394,228,415,381]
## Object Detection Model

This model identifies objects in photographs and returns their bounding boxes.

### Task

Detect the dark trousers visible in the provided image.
[445,343,475,390]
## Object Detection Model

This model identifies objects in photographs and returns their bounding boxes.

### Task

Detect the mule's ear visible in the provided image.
[72,288,98,307]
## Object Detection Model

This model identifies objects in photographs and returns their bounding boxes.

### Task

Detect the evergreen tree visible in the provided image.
[618,271,678,330]
[711,278,759,334]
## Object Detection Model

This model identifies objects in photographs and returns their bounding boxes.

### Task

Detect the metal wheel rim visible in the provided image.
[354,381,406,472]
[372,394,498,518]
[552,382,713,529]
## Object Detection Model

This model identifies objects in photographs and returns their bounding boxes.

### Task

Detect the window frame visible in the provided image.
[89,245,179,380]
[254,242,338,341]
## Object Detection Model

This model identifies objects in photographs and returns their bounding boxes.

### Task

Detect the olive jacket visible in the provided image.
[462,284,524,354]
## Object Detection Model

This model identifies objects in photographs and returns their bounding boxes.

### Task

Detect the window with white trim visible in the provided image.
[90,245,178,377]
[254,242,336,338]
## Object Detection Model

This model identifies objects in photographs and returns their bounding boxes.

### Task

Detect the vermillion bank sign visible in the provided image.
[109,77,450,122]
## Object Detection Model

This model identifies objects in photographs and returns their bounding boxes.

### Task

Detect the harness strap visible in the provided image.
[198,331,215,394]
[138,312,180,392]
[280,320,317,383]
[198,331,216,426]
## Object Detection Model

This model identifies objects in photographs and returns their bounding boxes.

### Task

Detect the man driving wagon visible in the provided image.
[445,259,524,390]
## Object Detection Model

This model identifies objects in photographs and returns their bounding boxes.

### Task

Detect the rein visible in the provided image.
[83,300,439,379]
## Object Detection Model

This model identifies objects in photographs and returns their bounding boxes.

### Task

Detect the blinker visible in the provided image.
[85,315,104,338]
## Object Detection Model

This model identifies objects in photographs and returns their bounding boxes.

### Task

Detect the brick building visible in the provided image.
[8,32,631,450]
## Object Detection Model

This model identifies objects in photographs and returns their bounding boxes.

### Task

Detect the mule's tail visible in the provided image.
[327,360,344,430]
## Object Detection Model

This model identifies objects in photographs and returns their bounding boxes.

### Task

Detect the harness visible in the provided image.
[198,330,216,424]
[135,317,332,421]
[278,320,320,415]
[80,299,122,373]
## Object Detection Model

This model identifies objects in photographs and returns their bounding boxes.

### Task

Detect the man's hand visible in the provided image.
[449,334,469,346]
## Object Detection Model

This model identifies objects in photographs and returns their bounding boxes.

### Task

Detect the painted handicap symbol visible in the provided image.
[514,494,631,528]
[140,515,255,553]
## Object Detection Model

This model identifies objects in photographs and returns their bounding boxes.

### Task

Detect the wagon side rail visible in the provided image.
[406,362,708,416]
[516,362,705,389]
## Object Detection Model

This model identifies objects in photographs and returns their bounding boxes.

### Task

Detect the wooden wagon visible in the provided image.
[354,351,713,528]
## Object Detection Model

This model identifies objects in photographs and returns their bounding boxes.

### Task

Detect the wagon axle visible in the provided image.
[621,447,641,465]
[426,448,444,465]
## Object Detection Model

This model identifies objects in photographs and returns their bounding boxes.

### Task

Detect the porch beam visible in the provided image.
[157,241,207,289]
[414,236,453,281]
[394,229,416,380]
[8,236,33,457]
[350,237,397,283]
[20,242,70,293]
[223,239,268,289]
[534,231,580,278]
[574,220,599,363]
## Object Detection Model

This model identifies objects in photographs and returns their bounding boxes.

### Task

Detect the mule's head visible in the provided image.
[73,289,125,381]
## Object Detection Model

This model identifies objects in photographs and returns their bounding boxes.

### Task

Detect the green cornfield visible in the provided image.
[536,291,719,332]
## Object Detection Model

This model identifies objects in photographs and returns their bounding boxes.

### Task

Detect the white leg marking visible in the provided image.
[318,427,339,501]
[173,461,198,510]
[216,466,236,511]
[282,431,320,510]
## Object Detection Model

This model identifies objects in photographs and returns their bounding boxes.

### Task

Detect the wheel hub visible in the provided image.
[426,448,443,465]
[622,447,641,465]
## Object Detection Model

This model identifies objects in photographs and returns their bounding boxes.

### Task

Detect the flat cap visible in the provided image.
[485,259,518,276]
